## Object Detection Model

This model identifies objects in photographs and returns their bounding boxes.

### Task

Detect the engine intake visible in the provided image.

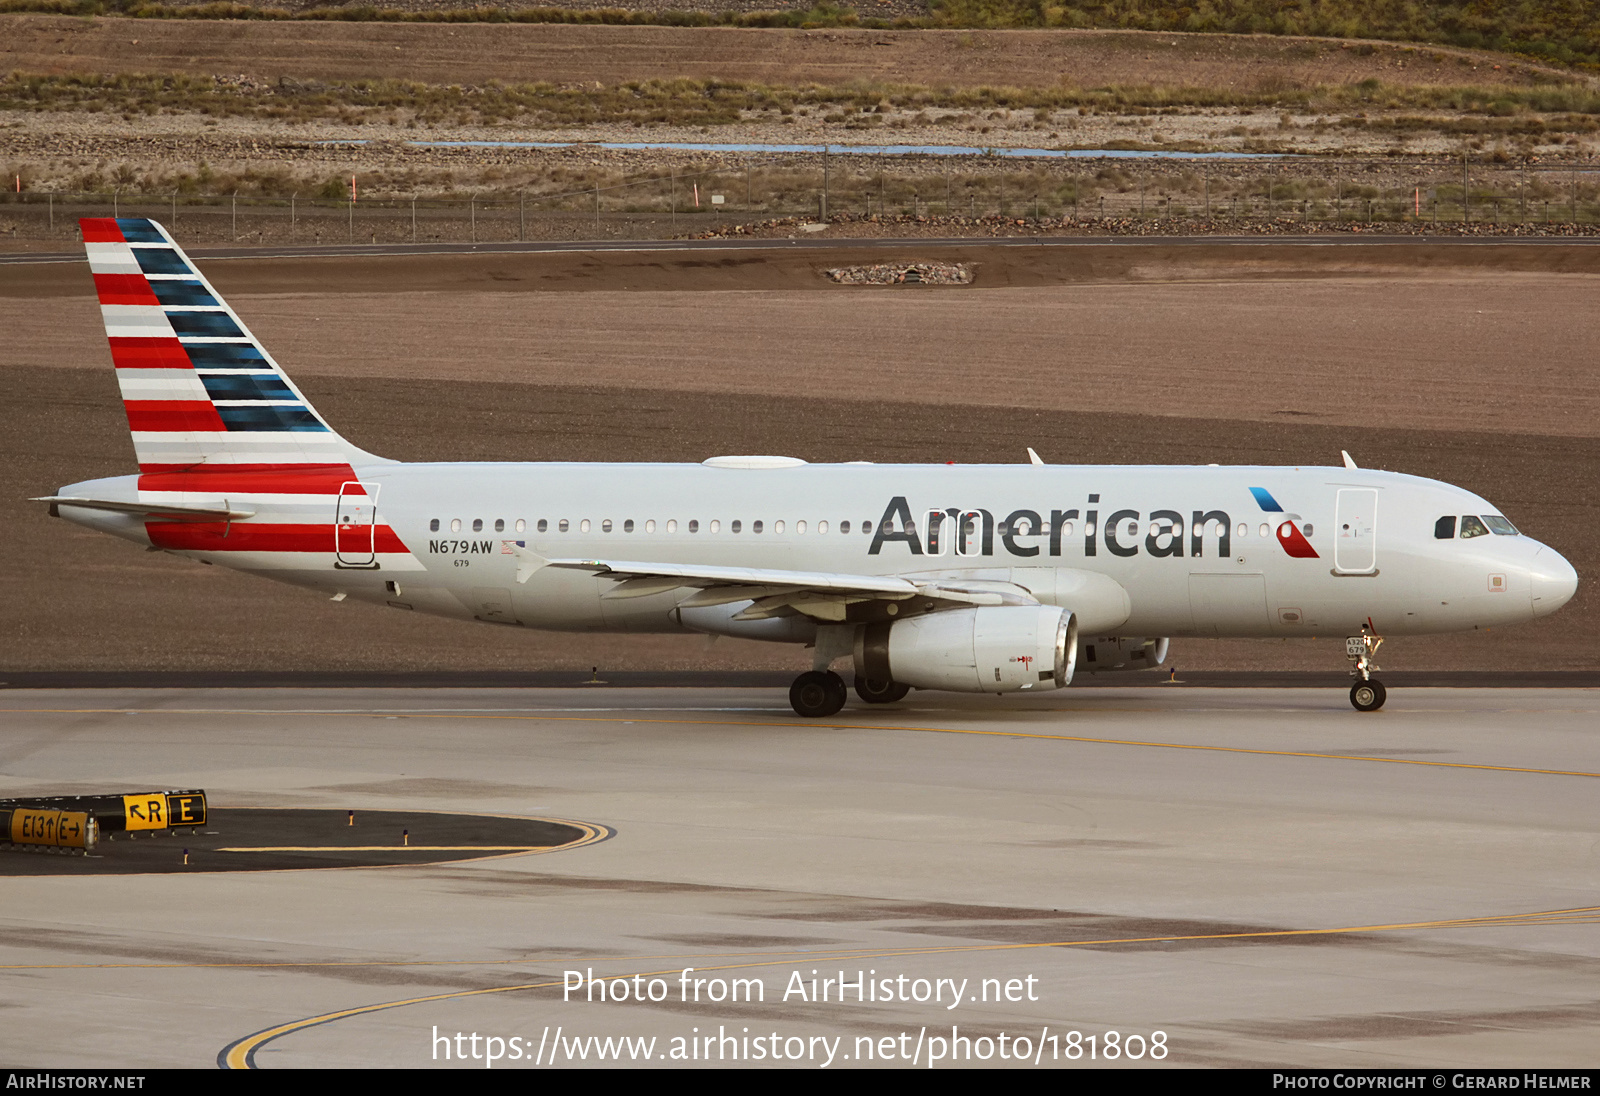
[855,606,1078,693]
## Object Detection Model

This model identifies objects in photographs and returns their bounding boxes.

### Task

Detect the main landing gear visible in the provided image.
[1346,628,1386,712]
[789,670,848,718]
[788,672,911,716]
[854,676,911,705]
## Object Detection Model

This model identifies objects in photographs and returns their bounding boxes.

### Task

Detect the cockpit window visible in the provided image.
[1483,515,1519,536]
[1459,515,1490,539]
[1434,516,1456,539]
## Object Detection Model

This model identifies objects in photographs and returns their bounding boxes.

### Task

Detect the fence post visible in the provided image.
[49,193,53,230]
[412,197,417,243]
[348,193,354,242]
[671,169,676,228]
[232,191,238,239]
[291,192,296,232]
[470,197,476,243]
[1462,153,1469,224]
[822,149,829,221]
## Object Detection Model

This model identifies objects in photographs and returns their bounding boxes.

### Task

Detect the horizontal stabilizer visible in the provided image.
[34,496,255,521]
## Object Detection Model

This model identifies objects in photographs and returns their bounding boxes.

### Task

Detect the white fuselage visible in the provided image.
[59,460,1578,644]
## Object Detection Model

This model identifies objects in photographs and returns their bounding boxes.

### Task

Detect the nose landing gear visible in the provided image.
[1349,679,1386,712]
[1345,628,1386,712]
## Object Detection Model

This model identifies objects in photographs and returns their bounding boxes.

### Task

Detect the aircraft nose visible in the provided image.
[1530,547,1578,618]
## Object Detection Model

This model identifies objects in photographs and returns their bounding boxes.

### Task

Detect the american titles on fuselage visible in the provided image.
[419,494,1518,563]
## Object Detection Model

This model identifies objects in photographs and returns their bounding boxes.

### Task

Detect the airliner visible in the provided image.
[37,218,1578,716]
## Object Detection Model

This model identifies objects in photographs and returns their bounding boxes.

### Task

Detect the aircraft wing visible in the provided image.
[516,550,1038,622]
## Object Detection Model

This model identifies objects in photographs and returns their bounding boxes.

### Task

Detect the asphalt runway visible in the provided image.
[1,686,1596,1069]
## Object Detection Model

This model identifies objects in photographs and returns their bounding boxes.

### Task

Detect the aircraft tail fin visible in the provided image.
[81,217,385,474]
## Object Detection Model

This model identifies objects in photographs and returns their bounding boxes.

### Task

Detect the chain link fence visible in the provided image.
[3,158,1598,245]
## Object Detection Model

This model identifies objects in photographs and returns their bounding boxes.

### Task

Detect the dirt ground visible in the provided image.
[2,15,1566,91]
[10,243,1600,438]
[2,241,1595,675]
[6,14,1597,227]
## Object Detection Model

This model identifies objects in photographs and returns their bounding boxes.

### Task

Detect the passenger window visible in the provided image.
[1483,515,1519,535]
[731,520,742,533]
[601,519,612,533]
[710,520,720,533]
[450,518,462,533]
[862,521,872,534]
[558,519,568,533]
[1459,515,1489,539]
[774,520,784,534]
[689,520,699,533]
[666,520,676,533]
[645,520,655,533]
[623,519,634,533]
[580,519,591,533]
[796,520,805,534]
[839,521,850,534]
[1303,523,1313,537]
[536,519,547,533]
[752,520,763,533]
[515,519,525,533]
[494,518,504,532]
[472,519,483,532]
[818,521,828,534]
[429,518,440,532]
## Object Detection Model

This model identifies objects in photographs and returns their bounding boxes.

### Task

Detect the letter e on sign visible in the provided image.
[167,793,206,826]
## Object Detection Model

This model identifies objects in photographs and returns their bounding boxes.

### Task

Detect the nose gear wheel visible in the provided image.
[1350,679,1386,712]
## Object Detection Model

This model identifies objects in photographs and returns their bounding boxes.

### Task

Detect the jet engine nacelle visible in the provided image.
[855,606,1078,693]
[1077,636,1170,672]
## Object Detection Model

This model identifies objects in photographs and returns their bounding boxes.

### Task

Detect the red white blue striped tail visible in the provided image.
[82,217,385,475]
